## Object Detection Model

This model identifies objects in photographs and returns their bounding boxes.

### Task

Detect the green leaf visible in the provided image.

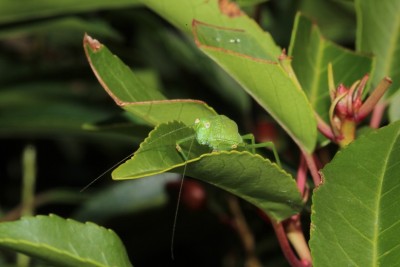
[0,83,109,136]
[289,13,373,122]
[143,0,317,152]
[235,0,268,8]
[298,0,356,42]
[143,0,317,153]
[0,214,132,267]
[112,121,303,222]
[355,0,400,96]
[310,121,400,266]
[0,17,120,43]
[83,34,217,126]
[389,90,400,122]
[0,0,141,24]
[143,0,281,51]
[193,21,317,153]
[73,174,178,223]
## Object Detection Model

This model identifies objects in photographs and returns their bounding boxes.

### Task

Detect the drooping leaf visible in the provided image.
[355,0,400,97]
[0,214,132,267]
[289,13,373,122]
[113,121,303,222]
[143,0,317,153]
[83,34,217,126]
[310,121,400,266]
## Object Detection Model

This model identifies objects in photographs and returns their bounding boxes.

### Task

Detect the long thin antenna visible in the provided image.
[79,152,134,192]
[80,123,195,193]
[170,136,196,260]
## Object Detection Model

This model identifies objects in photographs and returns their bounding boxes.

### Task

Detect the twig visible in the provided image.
[302,151,321,187]
[227,196,262,267]
[258,210,311,267]
[296,155,308,197]
[369,101,388,129]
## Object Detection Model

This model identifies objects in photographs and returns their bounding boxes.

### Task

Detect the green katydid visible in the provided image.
[161,114,281,259]
[176,115,280,165]
[82,114,281,258]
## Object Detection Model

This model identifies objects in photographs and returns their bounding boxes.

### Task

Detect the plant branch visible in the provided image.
[315,112,335,141]
[369,101,388,128]
[302,150,321,186]
[227,196,262,267]
[286,215,312,263]
[357,77,392,121]
[296,155,308,197]
[258,210,311,267]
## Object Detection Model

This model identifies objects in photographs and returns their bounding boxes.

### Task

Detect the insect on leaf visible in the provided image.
[113,121,303,222]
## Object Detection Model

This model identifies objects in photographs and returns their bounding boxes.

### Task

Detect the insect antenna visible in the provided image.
[170,135,197,260]
[80,122,194,193]
[79,152,135,192]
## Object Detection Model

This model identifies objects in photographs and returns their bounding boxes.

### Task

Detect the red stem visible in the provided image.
[315,112,335,141]
[369,101,387,129]
[296,155,308,196]
[357,77,392,121]
[302,150,321,186]
[258,210,311,267]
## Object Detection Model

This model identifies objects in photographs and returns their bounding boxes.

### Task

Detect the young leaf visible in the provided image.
[0,214,132,267]
[83,34,217,126]
[289,13,373,122]
[355,0,400,97]
[310,121,400,266]
[113,122,303,222]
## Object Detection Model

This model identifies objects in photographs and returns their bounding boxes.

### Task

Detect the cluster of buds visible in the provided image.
[321,67,392,147]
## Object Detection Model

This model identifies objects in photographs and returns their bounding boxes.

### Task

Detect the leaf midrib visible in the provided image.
[371,127,400,265]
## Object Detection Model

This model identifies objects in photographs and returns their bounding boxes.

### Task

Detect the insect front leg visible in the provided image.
[241,133,281,167]
[175,134,196,161]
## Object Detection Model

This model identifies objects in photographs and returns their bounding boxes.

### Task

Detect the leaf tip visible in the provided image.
[83,33,103,52]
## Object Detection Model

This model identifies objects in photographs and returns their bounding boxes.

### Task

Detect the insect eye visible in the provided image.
[204,122,211,128]
[231,144,238,149]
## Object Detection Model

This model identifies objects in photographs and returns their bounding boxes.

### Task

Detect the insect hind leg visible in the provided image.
[241,134,281,167]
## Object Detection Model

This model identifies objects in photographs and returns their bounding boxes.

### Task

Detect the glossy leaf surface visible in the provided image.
[0,215,132,267]
[310,121,400,266]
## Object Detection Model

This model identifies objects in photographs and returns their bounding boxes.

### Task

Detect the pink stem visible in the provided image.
[258,210,311,267]
[369,101,387,129]
[315,112,335,141]
[302,150,321,186]
[296,155,308,196]
[357,77,392,121]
